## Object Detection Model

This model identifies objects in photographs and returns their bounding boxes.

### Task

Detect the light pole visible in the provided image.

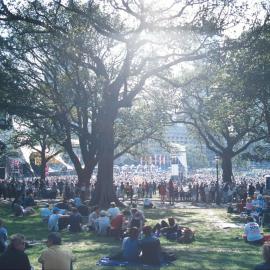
[215,156,220,205]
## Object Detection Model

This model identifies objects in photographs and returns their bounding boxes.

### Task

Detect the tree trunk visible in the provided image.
[77,167,94,201]
[91,115,119,208]
[40,148,46,181]
[221,153,233,183]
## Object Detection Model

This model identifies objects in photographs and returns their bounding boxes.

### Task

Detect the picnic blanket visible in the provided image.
[97,257,173,268]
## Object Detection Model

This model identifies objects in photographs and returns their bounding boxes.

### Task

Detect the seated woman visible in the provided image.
[88,206,100,231]
[254,242,270,270]
[110,210,130,239]
[246,197,254,215]
[140,226,162,265]
[96,210,110,236]
[122,227,141,262]
[244,217,264,245]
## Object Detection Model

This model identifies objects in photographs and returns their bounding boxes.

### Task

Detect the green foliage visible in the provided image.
[186,144,210,169]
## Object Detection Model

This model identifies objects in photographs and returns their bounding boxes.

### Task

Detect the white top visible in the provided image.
[96,216,110,234]
[40,208,51,218]
[244,222,263,242]
[107,207,120,219]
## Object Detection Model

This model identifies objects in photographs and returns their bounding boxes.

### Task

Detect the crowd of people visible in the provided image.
[1,169,270,269]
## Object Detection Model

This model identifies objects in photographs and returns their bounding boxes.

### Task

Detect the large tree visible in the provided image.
[0,0,244,206]
[167,58,267,183]
[9,119,62,180]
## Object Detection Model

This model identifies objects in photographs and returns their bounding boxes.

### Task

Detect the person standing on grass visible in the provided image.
[0,234,31,270]
[38,232,76,270]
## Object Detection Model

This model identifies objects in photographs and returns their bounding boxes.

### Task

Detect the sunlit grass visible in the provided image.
[0,202,264,270]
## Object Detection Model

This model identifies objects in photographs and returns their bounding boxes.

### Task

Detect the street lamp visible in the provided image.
[215,156,220,205]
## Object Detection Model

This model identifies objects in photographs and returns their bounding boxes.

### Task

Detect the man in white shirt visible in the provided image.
[107,202,120,219]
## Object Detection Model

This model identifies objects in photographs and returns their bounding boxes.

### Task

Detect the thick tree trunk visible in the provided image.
[221,153,233,183]
[40,148,46,181]
[91,115,120,208]
[77,167,94,201]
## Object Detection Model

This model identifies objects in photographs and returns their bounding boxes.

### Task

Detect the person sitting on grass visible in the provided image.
[88,206,100,231]
[96,210,110,236]
[128,208,145,231]
[0,233,31,270]
[140,225,162,266]
[38,232,76,270]
[48,208,69,232]
[160,217,181,240]
[110,210,130,239]
[243,216,264,245]
[254,242,270,270]
[107,202,120,220]
[122,227,141,262]
[246,197,254,215]
[0,219,8,253]
[22,191,36,208]
[143,198,154,209]
[40,204,52,223]
[68,207,82,233]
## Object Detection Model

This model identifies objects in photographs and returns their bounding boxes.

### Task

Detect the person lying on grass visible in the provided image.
[153,217,195,243]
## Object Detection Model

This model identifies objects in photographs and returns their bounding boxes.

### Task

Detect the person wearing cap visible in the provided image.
[107,202,120,220]
[0,233,31,270]
[38,232,76,270]
[48,208,69,232]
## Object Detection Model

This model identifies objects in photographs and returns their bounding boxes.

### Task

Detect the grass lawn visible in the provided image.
[0,201,264,270]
